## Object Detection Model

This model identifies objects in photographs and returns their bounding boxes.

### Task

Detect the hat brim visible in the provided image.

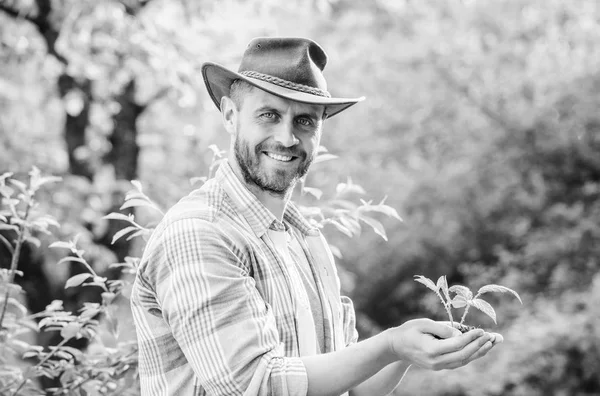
[201,62,365,118]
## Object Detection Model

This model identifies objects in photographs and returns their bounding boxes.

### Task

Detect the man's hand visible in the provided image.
[387,318,500,371]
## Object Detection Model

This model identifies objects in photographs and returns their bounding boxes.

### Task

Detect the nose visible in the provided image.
[273,121,299,147]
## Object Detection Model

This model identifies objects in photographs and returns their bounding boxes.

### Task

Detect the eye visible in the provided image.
[297,117,313,127]
[259,112,277,120]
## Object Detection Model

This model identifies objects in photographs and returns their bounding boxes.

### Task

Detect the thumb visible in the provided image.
[425,321,462,339]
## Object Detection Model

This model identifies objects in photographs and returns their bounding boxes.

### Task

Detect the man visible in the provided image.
[131,37,502,396]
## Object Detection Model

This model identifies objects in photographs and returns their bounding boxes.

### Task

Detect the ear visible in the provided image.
[221,96,237,136]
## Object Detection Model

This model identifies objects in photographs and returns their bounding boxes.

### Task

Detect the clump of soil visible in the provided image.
[456,323,477,333]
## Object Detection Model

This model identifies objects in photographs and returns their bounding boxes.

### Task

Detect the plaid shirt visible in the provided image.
[131,161,358,396]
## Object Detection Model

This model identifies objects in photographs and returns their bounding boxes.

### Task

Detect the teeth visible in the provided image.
[266,152,293,162]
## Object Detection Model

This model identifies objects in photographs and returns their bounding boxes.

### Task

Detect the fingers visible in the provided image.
[434,329,486,354]
[490,332,504,344]
[467,338,494,362]
[395,318,504,371]
[422,320,462,339]
[437,331,496,370]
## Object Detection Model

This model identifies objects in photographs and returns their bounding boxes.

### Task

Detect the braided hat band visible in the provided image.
[240,71,332,98]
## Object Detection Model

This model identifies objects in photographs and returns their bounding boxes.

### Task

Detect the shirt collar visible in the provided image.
[216,160,319,238]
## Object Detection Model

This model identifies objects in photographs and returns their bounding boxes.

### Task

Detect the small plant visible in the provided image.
[414,275,523,333]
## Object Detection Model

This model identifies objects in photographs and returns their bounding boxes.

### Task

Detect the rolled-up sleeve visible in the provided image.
[154,218,308,396]
[340,296,359,347]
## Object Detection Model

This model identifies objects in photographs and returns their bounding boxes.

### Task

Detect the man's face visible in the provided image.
[230,88,324,195]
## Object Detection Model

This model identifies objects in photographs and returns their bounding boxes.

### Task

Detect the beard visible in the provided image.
[234,132,314,196]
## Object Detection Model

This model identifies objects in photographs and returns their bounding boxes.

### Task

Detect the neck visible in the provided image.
[251,187,292,221]
[228,159,292,221]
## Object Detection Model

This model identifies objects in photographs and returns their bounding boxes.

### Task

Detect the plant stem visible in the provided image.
[459,293,481,325]
[435,291,454,328]
[459,306,470,325]
[0,203,31,331]
[0,233,14,255]
[75,251,99,278]
[11,337,70,396]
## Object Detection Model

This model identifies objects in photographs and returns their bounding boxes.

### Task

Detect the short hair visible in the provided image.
[229,79,255,110]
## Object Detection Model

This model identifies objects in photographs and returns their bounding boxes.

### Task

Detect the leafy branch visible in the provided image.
[49,237,108,291]
[298,148,403,245]
[100,179,163,245]
[10,338,71,396]
[190,144,227,187]
[0,168,61,331]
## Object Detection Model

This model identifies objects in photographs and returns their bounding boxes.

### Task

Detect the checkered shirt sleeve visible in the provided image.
[134,217,308,395]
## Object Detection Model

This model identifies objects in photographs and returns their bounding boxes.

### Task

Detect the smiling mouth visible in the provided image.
[264,152,295,162]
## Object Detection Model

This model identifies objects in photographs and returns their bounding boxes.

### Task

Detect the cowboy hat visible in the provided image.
[201,37,364,118]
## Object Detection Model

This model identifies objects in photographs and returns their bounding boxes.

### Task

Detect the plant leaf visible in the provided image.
[125,191,147,201]
[414,275,438,292]
[31,214,60,230]
[449,285,473,300]
[22,350,42,359]
[326,219,354,238]
[8,179,28,194]
[357,200,403,222]
[57,256,88,267]
[335,177,366,196]
[0,223,18,232]
[302,186,323,200]
[102,213,133,222]
[208,144,226,157]
[313,153,338,164]
[329,244,342,259]
[451,295,468,308]
[358,215,387,241]
[126,229,147,241]
[31,175,62,190]
[0,233,14,255]
[477,284,523,304]
[190,176,208,187]
[58,346,84,360]
[65,273,92,289]
[338,216,361,236]
[61,322,82,340]
[49,241,74,250]
[120,198,156,210]
[470,298,497,324]
[45,300,64,312]
[0,185,15,198]
[111,226,139,244]
[437,276,450,301]
[131,180,143,192]
[26,236,41,247]
[0,297,28,317]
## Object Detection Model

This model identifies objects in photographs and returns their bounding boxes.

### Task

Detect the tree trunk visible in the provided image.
[58,74,94,180]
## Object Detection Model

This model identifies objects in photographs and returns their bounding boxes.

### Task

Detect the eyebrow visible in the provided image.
[298,110,323,121]
[254,105,280,114]
[253,104,323,121]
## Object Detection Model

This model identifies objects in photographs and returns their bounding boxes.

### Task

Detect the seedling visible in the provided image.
[414,275,522,333]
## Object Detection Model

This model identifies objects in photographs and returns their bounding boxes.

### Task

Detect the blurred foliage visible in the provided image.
[1,0,600,394]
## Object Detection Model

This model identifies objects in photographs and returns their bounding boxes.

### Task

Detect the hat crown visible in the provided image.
[238,37,329,93]
[201,36,363,118]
